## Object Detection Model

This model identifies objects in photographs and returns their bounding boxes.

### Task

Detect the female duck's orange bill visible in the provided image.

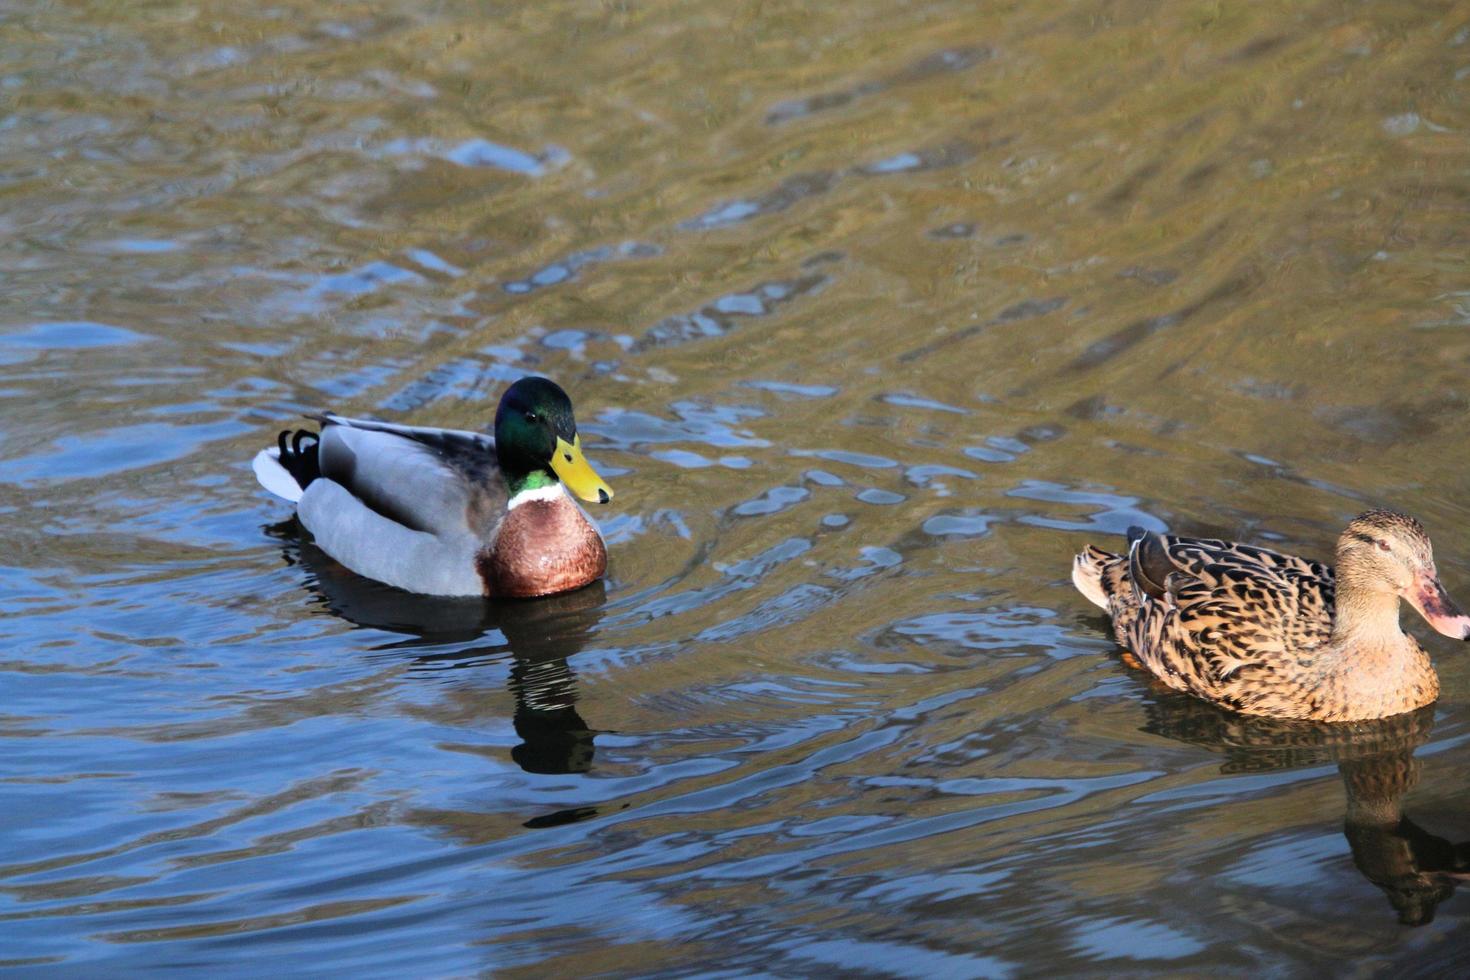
[1408,571,1470,640]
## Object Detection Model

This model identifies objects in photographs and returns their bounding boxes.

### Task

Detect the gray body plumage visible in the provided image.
[259,415,509,597]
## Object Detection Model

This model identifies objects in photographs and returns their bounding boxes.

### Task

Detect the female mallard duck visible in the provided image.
[1072,511,1470,721]
[251,376,614,598]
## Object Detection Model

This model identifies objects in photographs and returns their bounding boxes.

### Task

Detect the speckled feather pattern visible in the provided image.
[1077,527,1440,722]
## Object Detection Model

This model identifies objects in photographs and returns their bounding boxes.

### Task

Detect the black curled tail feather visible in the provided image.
[276,429,321,490]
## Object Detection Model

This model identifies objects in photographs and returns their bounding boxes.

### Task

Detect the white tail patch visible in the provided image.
[252,447,303,503]
[1072,552,1109,610]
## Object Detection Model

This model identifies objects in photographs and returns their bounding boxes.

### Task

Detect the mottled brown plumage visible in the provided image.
[1073,510,1470,721]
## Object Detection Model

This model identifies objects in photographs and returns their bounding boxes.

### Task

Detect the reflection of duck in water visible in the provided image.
[1140,694,1470,925]
[272,523,605,776]
[1074,511,1470,720]
[253,377,615,598]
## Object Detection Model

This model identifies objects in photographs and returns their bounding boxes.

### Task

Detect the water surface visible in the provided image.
[4,1,1470,974]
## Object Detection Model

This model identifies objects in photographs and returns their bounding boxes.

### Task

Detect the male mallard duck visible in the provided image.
[252,376,614,598]
[1072,511,1470,721]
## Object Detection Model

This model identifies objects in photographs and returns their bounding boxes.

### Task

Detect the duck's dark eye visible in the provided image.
[1377,539,1391,552]
[564,453,573,462]
[524,411,538,422]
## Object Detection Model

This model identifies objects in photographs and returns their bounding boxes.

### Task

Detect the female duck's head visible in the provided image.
[1336,510,1470,640]
[493,377,613,504]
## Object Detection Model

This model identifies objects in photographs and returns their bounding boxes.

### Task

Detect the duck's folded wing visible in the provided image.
[1136,533,1335,681]
[311,415,504,539]
[314,414,496,462]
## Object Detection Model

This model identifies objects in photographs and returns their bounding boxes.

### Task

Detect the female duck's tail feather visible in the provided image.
[1072,544,1118,610]
[252,429,321,503]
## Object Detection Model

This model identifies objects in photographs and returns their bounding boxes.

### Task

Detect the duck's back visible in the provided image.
[295,417,507,597]
[313,416,505,539]
[1084,530,1337,714]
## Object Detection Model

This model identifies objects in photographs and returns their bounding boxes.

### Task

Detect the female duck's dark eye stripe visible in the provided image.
[1350,532,1377,546]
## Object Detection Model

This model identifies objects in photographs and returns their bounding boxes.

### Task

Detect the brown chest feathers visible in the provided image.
[476,497,607,599]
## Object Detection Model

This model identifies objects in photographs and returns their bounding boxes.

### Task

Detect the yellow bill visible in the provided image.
[550,435,614,504]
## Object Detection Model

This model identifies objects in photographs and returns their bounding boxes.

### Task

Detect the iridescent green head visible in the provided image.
[493,377,613,503]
